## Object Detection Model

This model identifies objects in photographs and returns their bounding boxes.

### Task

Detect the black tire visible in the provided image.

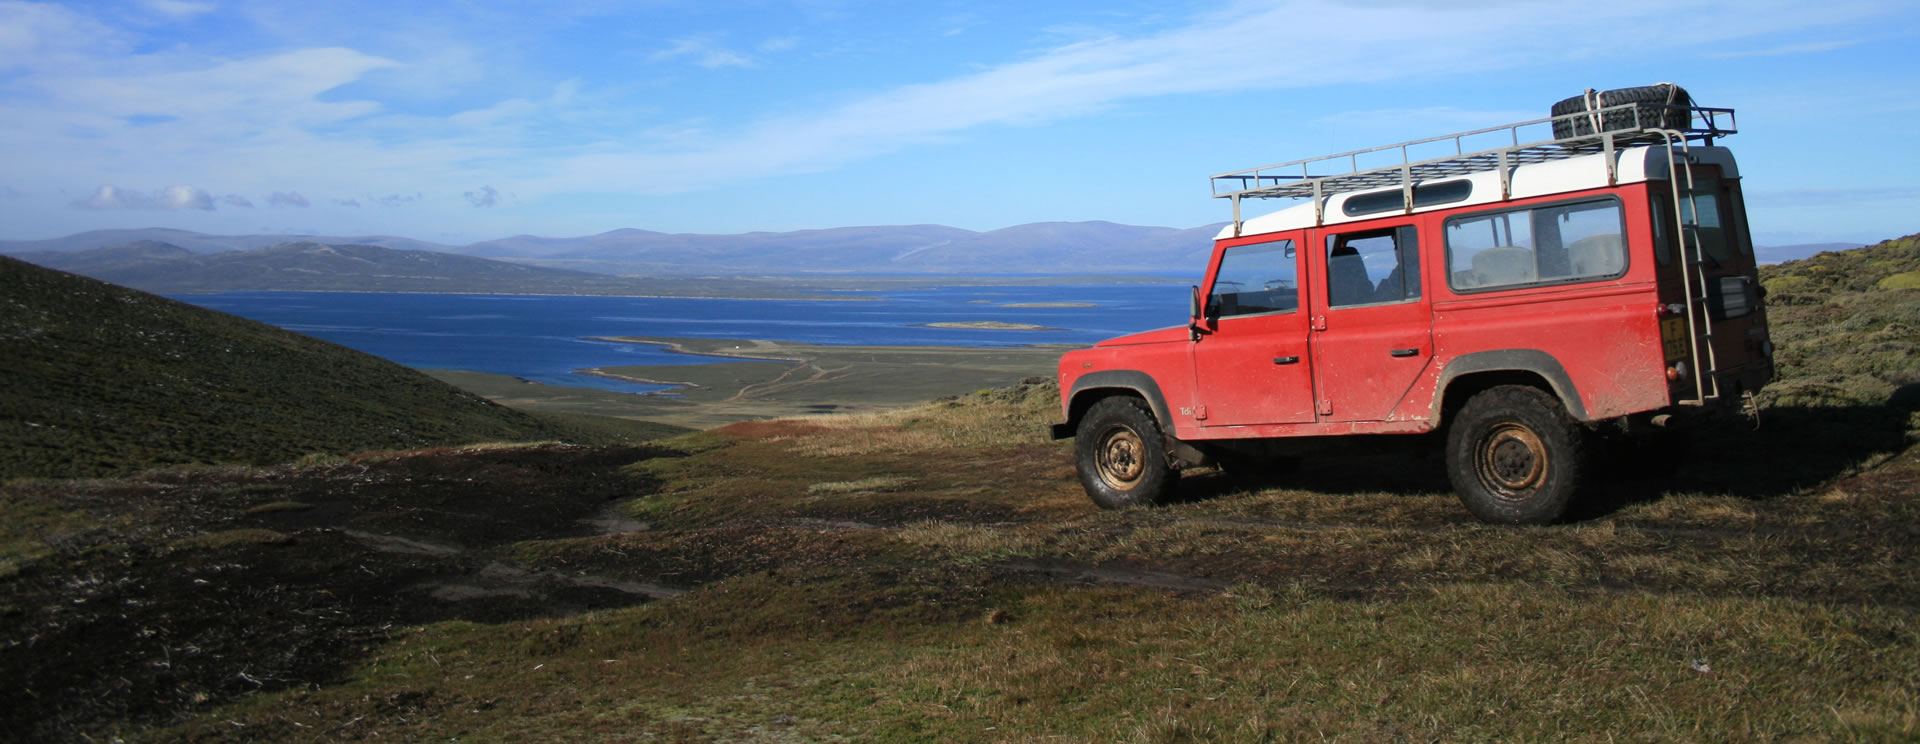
[1550,84,1692,139]
[1074,397,1178,509]
[1445,386,1588,524]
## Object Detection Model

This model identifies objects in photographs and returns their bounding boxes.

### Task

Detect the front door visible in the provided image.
[1309,224,1434,422]
[1191,234,1316,426]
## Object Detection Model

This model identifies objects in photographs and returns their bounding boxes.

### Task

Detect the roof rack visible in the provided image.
[1209,103,1736,216]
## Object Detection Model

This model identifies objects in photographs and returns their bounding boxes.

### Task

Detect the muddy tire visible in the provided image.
[1075,397,1177,509]
[1445,386,1587,524]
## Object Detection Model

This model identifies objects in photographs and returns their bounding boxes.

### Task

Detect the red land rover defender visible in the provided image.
[1052,85,1773,524]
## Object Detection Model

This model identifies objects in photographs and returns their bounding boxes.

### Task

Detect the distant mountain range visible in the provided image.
[0,221,1226,276]
[6,240,805,297]
[0,224,1868,296]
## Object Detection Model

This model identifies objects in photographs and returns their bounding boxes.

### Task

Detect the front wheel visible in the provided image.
[1445,386,1587,524]
[1075,397,1178,509]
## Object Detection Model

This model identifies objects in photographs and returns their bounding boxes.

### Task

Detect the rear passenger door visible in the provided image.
[1308,223,1434,422]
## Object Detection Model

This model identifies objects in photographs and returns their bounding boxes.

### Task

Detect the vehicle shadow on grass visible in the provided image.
[1165,401,1913,524]
[1576,401,1913,520]
[1166,449,1458,510]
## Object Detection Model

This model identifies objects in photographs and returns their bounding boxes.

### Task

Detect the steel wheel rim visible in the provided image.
[1095,425,1147,490]
[1476,422,1547,499]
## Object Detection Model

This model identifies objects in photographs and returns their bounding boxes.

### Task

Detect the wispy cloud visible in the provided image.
[374,192,423,207]
[1745,186,1920,207]
[1,0,1909,241]
[652,37,753,69]
[137,0,216,20]
[73,184,214,210]
[221,194,254,208]
[529,0,1895,197]
[1709,39,1862,58]
[465,185,499,207]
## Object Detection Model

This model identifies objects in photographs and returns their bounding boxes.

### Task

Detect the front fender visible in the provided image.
[1053,370,1175,439]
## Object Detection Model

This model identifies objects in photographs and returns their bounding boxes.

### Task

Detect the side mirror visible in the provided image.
[1189,285,1212,341]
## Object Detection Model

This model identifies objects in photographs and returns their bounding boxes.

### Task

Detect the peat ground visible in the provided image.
[4,380,1916,741]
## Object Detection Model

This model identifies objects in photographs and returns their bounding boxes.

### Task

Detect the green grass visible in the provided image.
[149,574,1919,742]
[0,257,685,480]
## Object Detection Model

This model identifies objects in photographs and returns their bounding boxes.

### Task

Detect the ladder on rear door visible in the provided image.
[1663,135,1723,404]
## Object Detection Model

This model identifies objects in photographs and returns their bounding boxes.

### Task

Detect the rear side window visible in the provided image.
[1325,226,1420,308]
[1446,198,1626,292]
[1210,239,1299,317]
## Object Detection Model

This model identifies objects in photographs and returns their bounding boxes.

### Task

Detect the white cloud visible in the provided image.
[374,192,422,206]
[530,0,1895,197]
[652,37,753,69]
[0,1,125,69]
[42,47,397,125]
[465,185,499,207]
[138,0,216,20]
[73,184,214,210]
[1,0,1907,241]
[1708,39,1862,58]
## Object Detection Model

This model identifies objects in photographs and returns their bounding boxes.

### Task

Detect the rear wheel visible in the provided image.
[1075,397,1177,509]
[1445,386,1587,524]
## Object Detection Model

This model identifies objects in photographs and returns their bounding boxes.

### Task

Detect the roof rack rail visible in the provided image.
[1210,103,1736,208]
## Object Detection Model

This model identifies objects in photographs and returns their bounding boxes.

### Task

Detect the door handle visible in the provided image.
[1272,356,1299,365]
[1389,348,1419,357]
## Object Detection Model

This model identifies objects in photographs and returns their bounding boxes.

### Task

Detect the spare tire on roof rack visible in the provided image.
[1550,83,1693,139]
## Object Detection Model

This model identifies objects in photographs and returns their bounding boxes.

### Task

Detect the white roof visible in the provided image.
[1217,145,1740,240]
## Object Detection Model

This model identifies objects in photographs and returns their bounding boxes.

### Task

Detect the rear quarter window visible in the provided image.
[1445,198,1627,292]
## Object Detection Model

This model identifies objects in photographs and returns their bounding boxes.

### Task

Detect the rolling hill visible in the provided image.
[8,240,806,297]
[0,256,680,480]
[0,227,457,255]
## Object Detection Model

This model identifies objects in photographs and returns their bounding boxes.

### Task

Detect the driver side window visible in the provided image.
[1210,239,1299,318]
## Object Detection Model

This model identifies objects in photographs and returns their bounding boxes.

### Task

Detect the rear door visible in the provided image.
[1651,165,1772,401]
[1190,233,1316,426]
[1308,223,1435,422]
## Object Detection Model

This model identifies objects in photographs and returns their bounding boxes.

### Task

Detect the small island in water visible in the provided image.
[917,321,1062,331]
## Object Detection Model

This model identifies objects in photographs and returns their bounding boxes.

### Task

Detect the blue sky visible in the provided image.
[2,0,1916,246]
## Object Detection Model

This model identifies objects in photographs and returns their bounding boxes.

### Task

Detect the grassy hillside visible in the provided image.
[1757,233,1920,417]
[1,240,1916,741]
[0,256,681,480]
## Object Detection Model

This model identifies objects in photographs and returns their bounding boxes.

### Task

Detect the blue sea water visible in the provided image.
[171,284,1191,394]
